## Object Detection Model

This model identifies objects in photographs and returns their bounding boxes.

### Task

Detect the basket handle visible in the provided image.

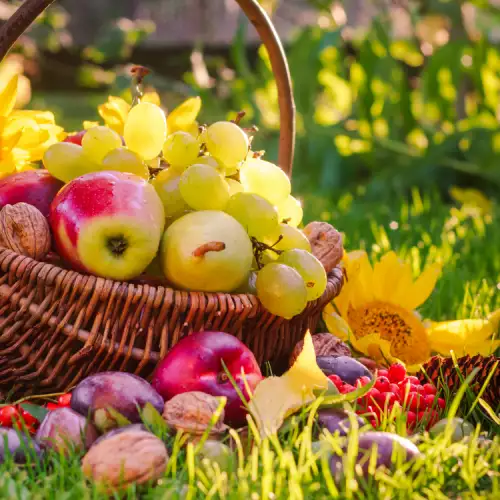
[0,0,296,175]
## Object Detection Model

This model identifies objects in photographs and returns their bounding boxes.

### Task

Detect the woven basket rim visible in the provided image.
[0,247,343,313]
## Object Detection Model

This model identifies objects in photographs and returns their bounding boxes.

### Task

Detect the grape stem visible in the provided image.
[192,241,226,257]
[130,65,150,107]
[251,235,283,269]
[231,111,246,125]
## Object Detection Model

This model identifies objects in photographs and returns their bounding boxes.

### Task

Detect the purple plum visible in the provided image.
[0,427,42,464]
[35,407,98,454]
[317,408,366,436]
[70,372,164,432]
[317,356,373,385]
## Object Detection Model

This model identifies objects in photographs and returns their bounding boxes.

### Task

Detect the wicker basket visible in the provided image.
[0,0,344,396]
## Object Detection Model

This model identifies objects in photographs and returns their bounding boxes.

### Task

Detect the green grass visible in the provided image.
[1,188,499,498]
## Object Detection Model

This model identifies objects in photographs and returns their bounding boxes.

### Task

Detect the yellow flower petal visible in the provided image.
[351,333,396,365]
[11,109,56,125]
[142,91,161,106]
[0,75,19,117]
[98,96,130,135]
[167,96,201,134]
[406,262,441,309]
[427,314,500,357]
[323,304,350,341]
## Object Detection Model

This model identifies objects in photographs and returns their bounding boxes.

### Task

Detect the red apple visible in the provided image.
[63,130,87,146]
[152,331,263,426]
[49,170,165,280]
[0,170,64,218]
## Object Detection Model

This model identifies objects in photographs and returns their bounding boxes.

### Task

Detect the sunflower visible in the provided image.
[324,251,500,371]
[323,250,441,371]
[0,75,64,178]
[98,93,200,137]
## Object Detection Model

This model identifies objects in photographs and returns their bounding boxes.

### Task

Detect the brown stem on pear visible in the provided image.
[192,241,226,257]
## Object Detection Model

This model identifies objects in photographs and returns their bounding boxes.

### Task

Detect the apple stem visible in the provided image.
[192,241,226,258]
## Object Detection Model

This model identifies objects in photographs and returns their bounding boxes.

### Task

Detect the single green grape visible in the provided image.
[101,147,149,179]
[205,121,249,167]
[124,102,167,160]
[240,158,291,206]
[225,192,279,241]
[256,263,307,319]
[179,164,230,211]
[276,195,303,227]
[271,224,311,252]
[163,131,200,171]
[196,155,219,168]
[277,249,327,301]
[81,126,122,164]
[152,168,190,218]
[43,142,99,182]
[226,178,244,196]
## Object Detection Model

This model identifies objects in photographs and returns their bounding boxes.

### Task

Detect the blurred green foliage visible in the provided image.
[181,0,500,200]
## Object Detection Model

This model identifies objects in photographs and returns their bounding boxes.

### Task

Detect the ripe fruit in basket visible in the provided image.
[161,210,253,292]
[276,195,303,227]
[163,131,200,171]
[277,249,327,301]
[179,164,230,211]
[124,102,167,160]
[225,192,279,241]
[204,121,249,168]
[152,331,263,426]
[255,262,308,319]
[0,170,63,218]
[151,168,190,220]
[101,147,149,179]
[240,158,291,205]
[43,142,102,183]
[50,171,165,280]
[82,126,123,163]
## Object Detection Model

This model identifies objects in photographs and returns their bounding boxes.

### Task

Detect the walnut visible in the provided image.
[163,392,227,441]
[82,429,168,492]
[302,221,343,273]
[0,203,51,260]
[289,333,351,367]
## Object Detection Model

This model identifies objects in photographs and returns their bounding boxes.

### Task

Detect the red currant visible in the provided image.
[375,376,390,392]
[340,383,355,394]
[358,376,372,386]
[423,394,436,409]
[407,393,422,412]
[382,392,399,407]
[328,374,343,388]
[389,383,401,399]
[57,393,72,407]
[19,408,38,427]
[403,376,421,386]
[0,405,20,427]
[63,130,86,146]
[388,363,406,383]
[377,369,389,378]
[46,402,60,411]
[423,383,437,395]
[406,410,417,431]
[437,398,446,410]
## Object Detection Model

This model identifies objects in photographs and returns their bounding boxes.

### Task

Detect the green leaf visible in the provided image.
[20,403,49,423]
[141,403,168,434]
[106,407,132,428]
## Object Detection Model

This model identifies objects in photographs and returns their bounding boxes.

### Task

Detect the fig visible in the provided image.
[0,170,63,218]
[429,418,475,442]
[317,408,365,436]
[316,356,372,385]
[35,407,98,454]
[70,372,164,432]
[0,427,42,464]
[330,431,422,478]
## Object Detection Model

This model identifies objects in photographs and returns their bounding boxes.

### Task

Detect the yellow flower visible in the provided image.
[323,250,441,372]
[166,96,201,135]
[0,75,64,177]
[449,186,493,216]
[426,309,500,357]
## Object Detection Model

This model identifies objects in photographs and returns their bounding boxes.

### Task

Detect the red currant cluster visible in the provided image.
[328,363,446,432]
[0,393,72,434]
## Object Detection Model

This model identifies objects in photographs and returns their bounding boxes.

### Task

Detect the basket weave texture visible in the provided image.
[0,249,344,395]
[0,0,344,396]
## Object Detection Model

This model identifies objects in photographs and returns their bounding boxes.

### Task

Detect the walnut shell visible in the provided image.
[289,333,351,367]
[82,429,168,492]
[302,221,343,273]
[0,203,51,260]
[163,391,227,437]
